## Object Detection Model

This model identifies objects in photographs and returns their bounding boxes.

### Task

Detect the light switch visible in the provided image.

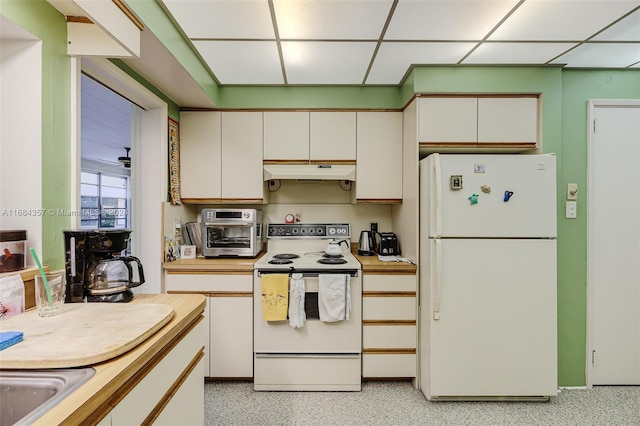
[567,183,579,200]
[566,201,577,219]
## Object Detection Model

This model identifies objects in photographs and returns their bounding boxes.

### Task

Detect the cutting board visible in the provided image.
[0,303,174,369]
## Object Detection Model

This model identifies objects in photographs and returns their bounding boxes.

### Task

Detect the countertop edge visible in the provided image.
[32,293,206,426]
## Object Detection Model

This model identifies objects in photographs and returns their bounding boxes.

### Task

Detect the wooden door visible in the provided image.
[588,101,640,385]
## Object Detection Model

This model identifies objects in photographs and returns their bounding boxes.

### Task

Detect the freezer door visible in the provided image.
[420,154,556,238]
[421,238,558,399]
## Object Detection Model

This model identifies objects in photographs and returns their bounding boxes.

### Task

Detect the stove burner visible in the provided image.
[268,258,293,265]
[317,258,348,265]
[322,253,344,259]
[274,253,300,260]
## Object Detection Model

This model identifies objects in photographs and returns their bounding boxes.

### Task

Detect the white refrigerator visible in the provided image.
[419,153,558,401]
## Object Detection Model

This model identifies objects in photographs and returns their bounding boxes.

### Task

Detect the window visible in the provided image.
[80,171,130,229]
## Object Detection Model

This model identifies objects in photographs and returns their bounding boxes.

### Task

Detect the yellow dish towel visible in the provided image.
[261,274,289,321]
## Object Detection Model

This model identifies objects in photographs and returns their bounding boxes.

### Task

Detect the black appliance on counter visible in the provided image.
[376,232,400,256]
[63,229,145,303]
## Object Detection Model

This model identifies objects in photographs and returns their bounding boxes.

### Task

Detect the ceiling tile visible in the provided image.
[385,0,520,40]
[592,9,640,41]
[282,41,376,84]
[273,0,392,40]
[463,42,577,64]
[366,42,477,84]
[161,0,274,39]
[193,41,283,84]
[550,42,640,67]
[489,0,640,41]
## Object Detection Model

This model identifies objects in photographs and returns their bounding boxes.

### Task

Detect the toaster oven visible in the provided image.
[201,209,263,258]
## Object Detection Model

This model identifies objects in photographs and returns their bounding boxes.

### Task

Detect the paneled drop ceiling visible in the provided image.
[159,0,640,86]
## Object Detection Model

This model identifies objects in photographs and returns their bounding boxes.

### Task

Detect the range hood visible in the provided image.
[263,164,356,181]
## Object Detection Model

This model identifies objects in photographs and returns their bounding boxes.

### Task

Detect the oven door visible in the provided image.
[203,223,257,256]
[253,270,362,353]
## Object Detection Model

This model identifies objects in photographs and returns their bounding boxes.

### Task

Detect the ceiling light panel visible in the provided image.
[550,42,640,67]
[273,0,392,39]
[282,41,376,84]
[592,9,640,41]
[489,0,640,41]
[161,0,274,39]
[193,40,283,84]
[385,0,520,40]
[463,42,578,64]
[367,42,477,84]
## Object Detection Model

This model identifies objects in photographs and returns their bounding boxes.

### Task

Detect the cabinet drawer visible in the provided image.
[363,353,416,378]
[165,273,253,292]
[363,296,416,321]
[254,355,361,391]
[363,274,416,292]
[363,325,416,349]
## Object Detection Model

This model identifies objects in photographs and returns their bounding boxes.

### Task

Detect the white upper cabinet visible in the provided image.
[418,96,539,152]
[356,112,403,202]
[263,112,309,161]
[179,111,222,201]
[309,112,356,161]
[419,98,477,144]
[221,112,264,201]
[179,111,264,203]
[477,97,538,145]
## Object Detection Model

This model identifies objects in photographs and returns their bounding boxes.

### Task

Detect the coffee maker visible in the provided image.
[63,229,145,303]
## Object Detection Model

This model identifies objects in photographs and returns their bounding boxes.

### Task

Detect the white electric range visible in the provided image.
[253,223,362,391]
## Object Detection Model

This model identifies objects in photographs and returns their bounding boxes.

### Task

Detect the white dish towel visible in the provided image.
[288,273,306,328]
[318,274,350,322]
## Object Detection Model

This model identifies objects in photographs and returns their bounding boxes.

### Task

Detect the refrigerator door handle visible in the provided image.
[434,154,443,237]
[433,239,442,320]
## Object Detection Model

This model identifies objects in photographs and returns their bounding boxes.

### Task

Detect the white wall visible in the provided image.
[0,18,43,263]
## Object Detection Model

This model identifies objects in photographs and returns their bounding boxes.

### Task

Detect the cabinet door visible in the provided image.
[477,97,538,145]
[221,111,264,200]
[418,98,477,144]
[309,112,356,161]
[356,112,403,201]
[263,111,309,161]
[179,111,221,200]
[209,295,253,377]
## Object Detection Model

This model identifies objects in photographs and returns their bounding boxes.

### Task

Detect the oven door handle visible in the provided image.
[257,270,359,278]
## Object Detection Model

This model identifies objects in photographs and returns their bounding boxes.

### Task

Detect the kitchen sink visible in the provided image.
[0,367,95,426]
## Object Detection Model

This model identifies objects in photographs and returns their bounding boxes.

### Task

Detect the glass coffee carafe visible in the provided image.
[87,256,145,303]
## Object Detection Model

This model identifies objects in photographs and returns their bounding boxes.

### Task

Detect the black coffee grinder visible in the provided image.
[63,229,145,303]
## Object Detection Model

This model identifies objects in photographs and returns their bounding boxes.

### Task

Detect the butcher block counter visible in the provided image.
[163,253,265,273]
[2,293,206,425]
[353,253,417,274]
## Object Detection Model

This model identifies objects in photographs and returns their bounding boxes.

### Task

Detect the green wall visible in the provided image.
[559,70,640,385]
[0,0,179,269]
[4,0,640,388]
[1,0,70,270]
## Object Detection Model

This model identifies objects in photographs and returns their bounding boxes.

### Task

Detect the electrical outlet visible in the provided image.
[370,222,378,234]
[174,217,182,236]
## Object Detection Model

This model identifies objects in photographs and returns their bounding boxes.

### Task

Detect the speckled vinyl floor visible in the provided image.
[204,381,640,426]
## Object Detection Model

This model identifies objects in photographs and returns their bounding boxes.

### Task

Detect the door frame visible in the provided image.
[586,98,640,387]
[72,57,168,294]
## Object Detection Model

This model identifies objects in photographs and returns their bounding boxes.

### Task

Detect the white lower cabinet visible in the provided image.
[209,295,253,377]
[103,319,206,425]
[165,272,254,378]
[362,273,417,379]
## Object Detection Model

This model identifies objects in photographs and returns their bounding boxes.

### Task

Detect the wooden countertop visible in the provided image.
[163,251,416,274]
[353,253,417,274]
[30,293,206,426]
[163,253,265,273]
